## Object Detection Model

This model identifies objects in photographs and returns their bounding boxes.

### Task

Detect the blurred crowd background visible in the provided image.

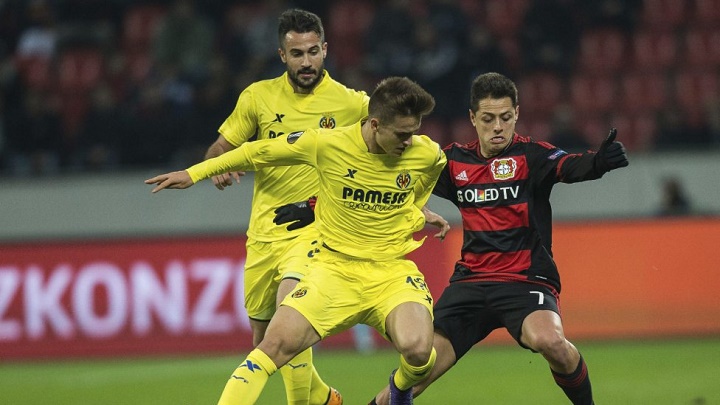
[1,0,719,177]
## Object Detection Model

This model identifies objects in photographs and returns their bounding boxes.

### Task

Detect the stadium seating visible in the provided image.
[483,0,530,37]
[14,55,53,90]
[123,50,153,84]
[450,117,477,145]
[673,70,720,110]
[516,72,564,115]
[631,30,679,72]
[6,0,720,177]
[326,0,375,69]
[121,4,167,52]
[693,0,720,26]
[575,28,628,74]
[569,74,617,114]
[609,111,657,151]
[639,0,687,30]
[683,28,720,68]
[57,49,105,92]
[514,115,551,142]
[618,72,669,113]
[420,117,450,147]
[575,113,608,147]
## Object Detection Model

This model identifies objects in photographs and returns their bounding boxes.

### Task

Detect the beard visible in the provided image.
[288,65,324,90]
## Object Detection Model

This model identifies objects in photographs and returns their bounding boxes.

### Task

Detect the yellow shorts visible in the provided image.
[244,229,318,321]
[280,243,434,340]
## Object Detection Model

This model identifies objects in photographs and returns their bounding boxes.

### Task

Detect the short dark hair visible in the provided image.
[278,9,325,47]
[369,77,436,123]
[470,72,518,112]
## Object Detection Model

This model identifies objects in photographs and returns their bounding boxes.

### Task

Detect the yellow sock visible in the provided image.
[394,347,437,391]
[217,349,277,405]
[279,347,315,404]
[308,363,331,405]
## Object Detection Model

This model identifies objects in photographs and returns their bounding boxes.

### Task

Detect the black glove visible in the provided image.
[273,199,315,231]
[594,128,629,173]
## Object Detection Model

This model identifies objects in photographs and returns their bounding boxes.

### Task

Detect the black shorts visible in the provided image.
[432,282,560,359]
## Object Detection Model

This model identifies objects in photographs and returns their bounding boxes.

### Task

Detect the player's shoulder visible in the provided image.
[413,134,441,150]
[242,76,285,96]
[510,133,568,162]
[411,134,445,161]
[513,133,556,150]
[442,139,478,160]
[323,73,369,98]
[313,122,356,142]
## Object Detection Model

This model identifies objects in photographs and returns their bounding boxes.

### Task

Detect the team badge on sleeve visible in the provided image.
[548,149,567,160]
[287,131,304,144]
[491,158,517,180]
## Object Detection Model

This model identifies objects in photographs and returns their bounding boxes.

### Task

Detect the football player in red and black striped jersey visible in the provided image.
[370,72,627,405]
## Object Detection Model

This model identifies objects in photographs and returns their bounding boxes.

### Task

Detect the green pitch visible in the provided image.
[1,338,717,404]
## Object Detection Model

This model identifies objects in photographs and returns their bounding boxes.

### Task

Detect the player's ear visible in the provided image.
[278,47,286,63]
[469,109,476,127]
[515,105,520,122]
[370,117,380,132]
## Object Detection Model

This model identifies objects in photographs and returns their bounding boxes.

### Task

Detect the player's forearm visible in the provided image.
[557,153,604,183]
[188,145,254,183]
[204,137,236,160]
[204,142,226,160]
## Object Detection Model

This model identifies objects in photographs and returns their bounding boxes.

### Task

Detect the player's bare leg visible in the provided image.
[521,310,594,405]
[257,304,321,371]
[383,302,435,403]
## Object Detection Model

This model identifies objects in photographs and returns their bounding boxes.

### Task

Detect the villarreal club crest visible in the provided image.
[396,170,411,189]
[319,113,336,129]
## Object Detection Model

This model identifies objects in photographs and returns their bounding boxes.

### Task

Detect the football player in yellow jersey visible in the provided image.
[146,76,447,405]
[200,9,367,405]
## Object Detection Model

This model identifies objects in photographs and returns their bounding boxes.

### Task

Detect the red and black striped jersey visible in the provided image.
[432,134,605,292]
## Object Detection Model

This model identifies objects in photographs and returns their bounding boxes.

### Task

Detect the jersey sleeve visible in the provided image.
[431,148,456,203]
[413,139,448,209]
[186,130,319,183]
[529,141,605,185]
[555,152,606,183]
[359,93,370,118]
[218,87,258,146]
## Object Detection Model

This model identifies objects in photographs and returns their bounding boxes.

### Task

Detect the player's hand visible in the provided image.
[144,171,194,193]
[594,128,629,173]
[273,199,315,231]
[211,171,245,190]
[422,206,450,241]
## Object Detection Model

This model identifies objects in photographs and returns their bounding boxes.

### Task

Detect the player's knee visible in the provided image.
[397,335,433,366]
[256,335,304,365]
[528,332,567,357]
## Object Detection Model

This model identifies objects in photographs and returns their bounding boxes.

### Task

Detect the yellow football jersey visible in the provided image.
[188,122,447,260]
[218,70,368,242]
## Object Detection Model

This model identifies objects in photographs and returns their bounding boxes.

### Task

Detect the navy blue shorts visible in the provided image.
[433,282,560,359]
